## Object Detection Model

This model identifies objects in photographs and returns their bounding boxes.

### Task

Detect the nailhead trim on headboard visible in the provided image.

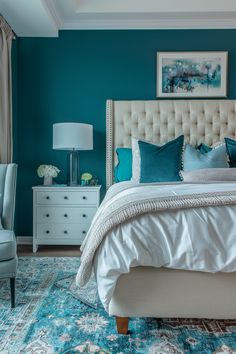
[106,100,114,189]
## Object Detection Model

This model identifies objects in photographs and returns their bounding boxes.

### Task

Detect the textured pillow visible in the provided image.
[184,144,228,172]
[225,137,236,167]
[138,135,184,183]
[181,168,236,182]
[131,138,141,182]
[114,148,132,182]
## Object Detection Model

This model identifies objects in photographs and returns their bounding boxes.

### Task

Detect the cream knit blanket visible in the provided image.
[76,182,236,287]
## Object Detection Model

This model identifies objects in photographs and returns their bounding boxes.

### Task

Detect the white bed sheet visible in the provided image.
[93,182,236,311]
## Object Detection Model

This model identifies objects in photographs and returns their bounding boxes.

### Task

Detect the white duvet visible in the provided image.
[91,182,236,311]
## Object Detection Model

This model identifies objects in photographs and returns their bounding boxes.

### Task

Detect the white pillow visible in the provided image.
[132,138,162,182]
[180,168,236,182]
[131,138,141,182]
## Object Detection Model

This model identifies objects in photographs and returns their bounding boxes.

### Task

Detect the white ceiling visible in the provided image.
[1,0,236,37]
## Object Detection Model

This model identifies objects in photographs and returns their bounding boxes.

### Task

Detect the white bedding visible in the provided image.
[92,182,236,311]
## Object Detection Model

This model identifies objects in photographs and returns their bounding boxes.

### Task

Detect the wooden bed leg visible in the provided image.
[116,316,129,334]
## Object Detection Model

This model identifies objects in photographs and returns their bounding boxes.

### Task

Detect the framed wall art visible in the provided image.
[157,51,228,98]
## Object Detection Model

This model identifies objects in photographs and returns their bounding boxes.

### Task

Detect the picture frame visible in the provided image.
[156,51,228,98]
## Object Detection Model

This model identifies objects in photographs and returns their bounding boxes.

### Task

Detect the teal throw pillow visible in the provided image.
[225,137,236,167]
[184,144,228,172]
[196,143,212,154]
[138,135,184,183]
[114,148,132,182]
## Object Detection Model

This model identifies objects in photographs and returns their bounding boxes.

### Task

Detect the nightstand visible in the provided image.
[32,185,101,253]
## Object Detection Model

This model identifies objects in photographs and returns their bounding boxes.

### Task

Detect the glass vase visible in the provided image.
[43,176,53,186]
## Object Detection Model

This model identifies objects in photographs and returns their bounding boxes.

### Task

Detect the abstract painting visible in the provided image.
[157,52,228,97]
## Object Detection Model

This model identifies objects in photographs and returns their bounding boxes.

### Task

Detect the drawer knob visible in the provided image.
[64,196,68,200]
[64,230,68,234]
[46,196,50,200]
[82,196,86,200]
[82,214,86,218]
[82,230,86,234]
[64,214,68,218]
[46,230,50,234]
[46,214,50,218]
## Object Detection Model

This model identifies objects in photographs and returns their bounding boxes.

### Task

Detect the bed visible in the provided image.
[78,99,236,334]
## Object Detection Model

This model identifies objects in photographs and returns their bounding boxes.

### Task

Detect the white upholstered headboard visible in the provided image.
[106,99,236,189]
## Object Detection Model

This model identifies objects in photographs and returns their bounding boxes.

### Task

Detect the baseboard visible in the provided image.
[17,236,33,245]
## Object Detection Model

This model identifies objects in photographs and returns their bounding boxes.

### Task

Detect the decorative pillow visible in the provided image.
[132,138,162,182]
[225,137,236,167]
[196,143,212,154]
[114,148,132,182]
[181,168,236,182]
[183,144,228,172]
[196,142,223,153]
[131,138,141,182]
[138,135,184,183]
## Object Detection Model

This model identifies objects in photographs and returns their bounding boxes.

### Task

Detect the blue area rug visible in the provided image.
[0,257,236,353]
[55,273,99,309]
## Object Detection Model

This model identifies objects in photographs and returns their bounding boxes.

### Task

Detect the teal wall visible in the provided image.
[15,29,236,236]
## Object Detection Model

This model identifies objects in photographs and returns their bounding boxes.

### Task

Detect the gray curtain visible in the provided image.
[0,15,14,163]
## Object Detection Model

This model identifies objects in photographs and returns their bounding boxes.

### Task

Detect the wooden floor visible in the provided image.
[17,244,82,257]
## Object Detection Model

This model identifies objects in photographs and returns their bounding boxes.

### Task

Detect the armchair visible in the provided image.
[0,164,17,307]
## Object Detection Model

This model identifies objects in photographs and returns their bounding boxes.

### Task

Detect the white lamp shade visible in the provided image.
[53,123,93,150]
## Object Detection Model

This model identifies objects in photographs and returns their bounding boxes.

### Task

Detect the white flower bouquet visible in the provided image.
[37,165,60,178]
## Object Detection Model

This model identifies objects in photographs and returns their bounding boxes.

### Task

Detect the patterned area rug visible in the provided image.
[0,257,236,353]
[55,273,99,308]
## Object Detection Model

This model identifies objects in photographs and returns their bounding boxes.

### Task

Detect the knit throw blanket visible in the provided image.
[76,182,236,287]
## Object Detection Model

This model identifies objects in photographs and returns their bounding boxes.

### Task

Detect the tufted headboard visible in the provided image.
[106,99,236,189]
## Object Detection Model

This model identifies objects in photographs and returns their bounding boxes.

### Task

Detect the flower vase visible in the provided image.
[43,176,53,186]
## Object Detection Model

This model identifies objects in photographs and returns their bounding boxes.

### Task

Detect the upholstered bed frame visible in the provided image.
[106,99,236,334]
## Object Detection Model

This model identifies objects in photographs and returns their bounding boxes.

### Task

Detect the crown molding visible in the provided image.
[41,0,61,35]
[60,16,236,30]
[3,2,236,37]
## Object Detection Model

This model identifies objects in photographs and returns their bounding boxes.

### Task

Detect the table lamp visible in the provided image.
[53,122,93,186]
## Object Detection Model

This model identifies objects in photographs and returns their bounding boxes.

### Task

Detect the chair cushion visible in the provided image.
[0,230,16,261]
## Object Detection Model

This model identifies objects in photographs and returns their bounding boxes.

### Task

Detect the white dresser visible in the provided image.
[32,185,101,252]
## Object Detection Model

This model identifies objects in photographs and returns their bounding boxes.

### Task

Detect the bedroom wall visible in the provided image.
[15,29,236,236]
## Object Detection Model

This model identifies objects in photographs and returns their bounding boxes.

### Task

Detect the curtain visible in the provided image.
[0,15,14,163]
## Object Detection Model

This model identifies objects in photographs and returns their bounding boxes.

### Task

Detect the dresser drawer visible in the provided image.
[36,223,90,240]
[36,190,97,205]
[36,206,97,224]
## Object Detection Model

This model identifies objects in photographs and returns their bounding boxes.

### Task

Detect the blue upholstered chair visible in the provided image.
[0,164,17,308]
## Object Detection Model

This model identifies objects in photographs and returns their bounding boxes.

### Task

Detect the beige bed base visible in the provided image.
[106,99,236,334]
[109,267,236,333]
